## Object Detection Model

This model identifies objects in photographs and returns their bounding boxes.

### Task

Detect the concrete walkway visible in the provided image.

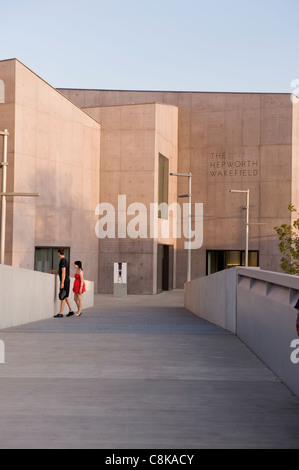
[0,289,299,449]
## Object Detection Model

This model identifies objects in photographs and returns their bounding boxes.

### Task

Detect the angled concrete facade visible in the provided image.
[0,58,299,294]
[0,59,101,288]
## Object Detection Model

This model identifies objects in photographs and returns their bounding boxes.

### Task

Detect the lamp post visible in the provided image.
[170,172,192,282]
[229,189,250,267]
[0,129,40,264]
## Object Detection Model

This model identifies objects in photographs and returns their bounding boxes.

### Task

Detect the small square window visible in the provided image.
[35,247,70,273]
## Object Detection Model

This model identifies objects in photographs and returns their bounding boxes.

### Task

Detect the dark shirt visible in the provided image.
[59,257,70,282]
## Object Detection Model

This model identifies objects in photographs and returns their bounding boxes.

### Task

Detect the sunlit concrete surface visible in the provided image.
[0,290,298,449]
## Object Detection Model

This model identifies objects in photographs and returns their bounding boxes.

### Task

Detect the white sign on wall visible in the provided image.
[114,262,127,284]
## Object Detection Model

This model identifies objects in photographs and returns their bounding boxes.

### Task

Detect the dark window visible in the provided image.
[206,250,259,275]
[158,153,169,219]
[35,247,70,273]
[157,244,174,293]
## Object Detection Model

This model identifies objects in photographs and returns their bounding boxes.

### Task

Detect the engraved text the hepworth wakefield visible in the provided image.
[209,152,259,178]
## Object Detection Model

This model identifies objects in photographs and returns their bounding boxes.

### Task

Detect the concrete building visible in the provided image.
[84,103,179,294]
[0,59,101,288]
[0,58,298,294]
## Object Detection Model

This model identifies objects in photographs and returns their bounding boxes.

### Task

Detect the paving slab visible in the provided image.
[0,290,298,449]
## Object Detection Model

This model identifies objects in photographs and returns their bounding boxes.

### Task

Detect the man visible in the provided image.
[53,248,74,318]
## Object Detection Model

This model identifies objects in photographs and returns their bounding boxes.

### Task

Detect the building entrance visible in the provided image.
[157,244,174,293]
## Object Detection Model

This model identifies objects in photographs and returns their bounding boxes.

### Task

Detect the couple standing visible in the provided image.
[53,248,86,318]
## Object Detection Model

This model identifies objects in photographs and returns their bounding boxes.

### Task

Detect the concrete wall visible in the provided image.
[185,267,299,398]
[0,264,94,329]
[237,267,299,398]
[292,96,299,212]
[0,59,101,290]
[184,267,237,333]
[0,59,16,263]
[84,103,178,294]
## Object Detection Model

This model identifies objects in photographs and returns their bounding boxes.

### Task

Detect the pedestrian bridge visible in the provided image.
[185,267,299,398]
[0,282,299,448]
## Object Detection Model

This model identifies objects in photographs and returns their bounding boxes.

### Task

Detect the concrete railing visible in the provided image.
[185,267,299,398]
[184,267,238,333]
[0,264,94,329]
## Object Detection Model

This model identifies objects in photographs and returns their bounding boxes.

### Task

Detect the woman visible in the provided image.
[73,261,86,317]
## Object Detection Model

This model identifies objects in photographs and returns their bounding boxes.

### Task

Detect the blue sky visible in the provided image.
[1,0,299,93]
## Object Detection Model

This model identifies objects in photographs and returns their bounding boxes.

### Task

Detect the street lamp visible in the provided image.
[229,189,250,267]
[0,129,40,264]
[170,172,192,282]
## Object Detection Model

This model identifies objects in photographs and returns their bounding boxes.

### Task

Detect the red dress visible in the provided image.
[73,273,86,294]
